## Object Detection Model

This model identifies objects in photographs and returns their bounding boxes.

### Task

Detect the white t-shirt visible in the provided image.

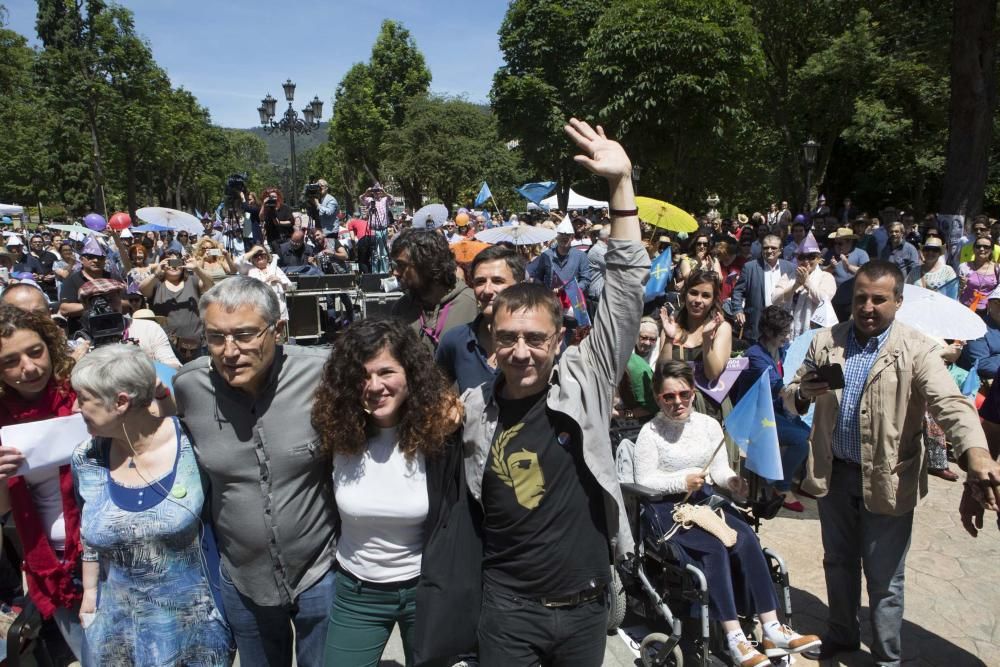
[127,318,181,368]
[22,467,66,550]
[333,426,428,583]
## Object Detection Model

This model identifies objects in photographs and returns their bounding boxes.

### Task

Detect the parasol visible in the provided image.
[136,207,203,235]
[451,239,492,264]
[412,204,449,230]
[45,224,105,237]
[636,197,699,233]
[476,223,557,246]
[898,283,987,341]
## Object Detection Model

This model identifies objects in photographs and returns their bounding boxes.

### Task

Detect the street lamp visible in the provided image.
[259,81,322,206]
[802,138,819,211]
[631,164,642,196]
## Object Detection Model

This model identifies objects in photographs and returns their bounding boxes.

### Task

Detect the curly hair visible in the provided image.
[0,304,74,399]
[312,318,462,461]
[758,305,793,342]
[127,243,150,266]
[390,229,458,293]
[677,268,723,331]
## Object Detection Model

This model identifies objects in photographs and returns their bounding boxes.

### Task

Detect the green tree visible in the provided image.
[382,96,516,210]
[491,0,605,210]
[368,20,432,128]
[581,0,764,211]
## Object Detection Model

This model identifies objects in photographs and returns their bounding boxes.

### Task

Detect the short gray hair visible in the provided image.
[199,275,281,327]
[71,344,156,409]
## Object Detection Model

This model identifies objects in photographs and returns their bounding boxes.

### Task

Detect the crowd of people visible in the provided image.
[0,117,998,667]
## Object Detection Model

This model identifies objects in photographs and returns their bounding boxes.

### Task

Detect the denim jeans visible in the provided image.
[477,581,608,667]
[818,460,913,666]
[323,570,418,667]
[219,565,335,667]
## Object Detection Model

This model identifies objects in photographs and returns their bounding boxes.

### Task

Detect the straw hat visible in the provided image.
[132,308,168,327]
[827,227,858,241]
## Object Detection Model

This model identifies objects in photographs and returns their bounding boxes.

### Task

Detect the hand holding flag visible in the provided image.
[724,370,783,481]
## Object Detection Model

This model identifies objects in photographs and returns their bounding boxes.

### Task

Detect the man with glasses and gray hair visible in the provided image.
[730,234,795,342]
[173,276,335,667]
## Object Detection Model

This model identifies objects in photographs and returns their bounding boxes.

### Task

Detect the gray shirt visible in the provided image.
[586,240,608,299]
[174,345,336,606]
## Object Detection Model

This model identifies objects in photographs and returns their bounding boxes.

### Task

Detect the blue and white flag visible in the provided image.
[475,182,492,208]
[516,181,557,206]
[939,277,960,301]
[644,247,672,302]
[962,360,981,398]
[724,370,783,481]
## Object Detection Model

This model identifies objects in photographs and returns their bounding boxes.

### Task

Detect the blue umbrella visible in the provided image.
[412,204,449,230]
[133,223,173,233]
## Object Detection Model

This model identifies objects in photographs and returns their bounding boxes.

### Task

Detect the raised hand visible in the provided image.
[563,118,632,183]
[660,305,679,339]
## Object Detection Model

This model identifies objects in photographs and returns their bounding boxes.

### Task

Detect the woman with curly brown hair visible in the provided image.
[312,318,468,667]
[193,237,237,282]
[0,304,85,659]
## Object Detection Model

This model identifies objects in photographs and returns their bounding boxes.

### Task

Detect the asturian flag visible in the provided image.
[724,370,783,480]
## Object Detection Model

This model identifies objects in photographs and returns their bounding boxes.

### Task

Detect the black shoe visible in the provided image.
[802,638,860,660]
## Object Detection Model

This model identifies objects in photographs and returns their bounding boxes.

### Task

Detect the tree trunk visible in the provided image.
[941,0,998,217]
[125,147,138,221]
[87,108,107,218]
[175,174,183,210]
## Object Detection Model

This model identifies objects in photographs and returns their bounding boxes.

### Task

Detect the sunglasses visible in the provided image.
[659,389,693,403]
[694,242,709,247]
[975,245,992,250]
[923,247,942,253]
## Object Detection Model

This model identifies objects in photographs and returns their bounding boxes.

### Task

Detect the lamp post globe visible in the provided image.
[258,80,322,206]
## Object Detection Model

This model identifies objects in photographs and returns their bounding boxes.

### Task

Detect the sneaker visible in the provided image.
[762,624,822,657]
[730,639,771,667]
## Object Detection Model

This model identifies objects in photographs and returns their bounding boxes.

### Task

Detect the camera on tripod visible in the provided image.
[78,295,126,347]
[225,173,248,208]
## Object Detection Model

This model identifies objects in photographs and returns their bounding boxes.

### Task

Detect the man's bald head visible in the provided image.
[1,283,49,316]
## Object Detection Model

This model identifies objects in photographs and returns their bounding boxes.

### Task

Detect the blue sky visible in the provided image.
[3,0,508,128]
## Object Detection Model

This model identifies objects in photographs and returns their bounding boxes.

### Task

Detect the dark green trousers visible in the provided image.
[323,569,418,667]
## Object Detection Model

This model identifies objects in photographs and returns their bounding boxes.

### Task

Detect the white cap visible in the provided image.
[4,235,23,247]
[119,227,134,239]
[556,214,574,235]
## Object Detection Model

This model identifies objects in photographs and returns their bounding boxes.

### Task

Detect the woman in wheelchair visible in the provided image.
[634,361,820,667]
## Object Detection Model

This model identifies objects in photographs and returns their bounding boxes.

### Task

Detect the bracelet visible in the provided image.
[609,208,638,218]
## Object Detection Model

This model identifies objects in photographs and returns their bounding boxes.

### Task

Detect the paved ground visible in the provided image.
[377,460,1000,666]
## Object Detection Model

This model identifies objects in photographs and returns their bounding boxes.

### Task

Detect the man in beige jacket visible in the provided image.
[784,259,1000,665]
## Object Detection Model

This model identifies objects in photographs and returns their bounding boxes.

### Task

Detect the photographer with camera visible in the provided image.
[139,251,215,363]
[260,187,295,253]
[74,279,181,367]
[305,179,339,238]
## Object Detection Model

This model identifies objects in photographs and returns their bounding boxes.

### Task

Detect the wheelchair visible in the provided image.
[608,438,794,667]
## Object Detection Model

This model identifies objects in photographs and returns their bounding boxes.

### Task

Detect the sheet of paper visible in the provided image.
[0,414,91,475]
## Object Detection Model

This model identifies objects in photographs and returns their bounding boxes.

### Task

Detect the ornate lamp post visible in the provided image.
[258,79,323,206]
[706,193,720,221]
[802,138,819,211]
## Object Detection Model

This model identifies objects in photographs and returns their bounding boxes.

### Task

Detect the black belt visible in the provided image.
[336,564,419,591]
[833,457,861,468]
[536,583,606,608]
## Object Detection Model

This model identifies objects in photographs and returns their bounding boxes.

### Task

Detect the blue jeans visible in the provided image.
[818,460,912,666]
[219,565,335,667]
[774,410,811,492]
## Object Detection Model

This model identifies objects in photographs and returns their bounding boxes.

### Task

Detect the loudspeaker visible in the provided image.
[287,294,322,339]
[362,293,403,320]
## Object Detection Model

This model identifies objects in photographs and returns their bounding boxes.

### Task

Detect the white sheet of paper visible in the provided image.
[0,414,90,475]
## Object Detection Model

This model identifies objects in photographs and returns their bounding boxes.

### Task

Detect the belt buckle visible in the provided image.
[540,595,575,608]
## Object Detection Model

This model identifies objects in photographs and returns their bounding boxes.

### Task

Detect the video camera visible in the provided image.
[77,295,126,347]
[304,182,323,200]
[225,173,248,209]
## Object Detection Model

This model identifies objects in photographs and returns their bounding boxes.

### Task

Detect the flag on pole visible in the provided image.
[516,181,557,206]
[939,277,960,301]
[564,278,591,327]
[724,370,783,481]
[961,360,981,398]
[644,247,673,301]
[475,182,492,208]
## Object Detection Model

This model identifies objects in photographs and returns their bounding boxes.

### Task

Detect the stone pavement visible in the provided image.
[380,461,1000,666]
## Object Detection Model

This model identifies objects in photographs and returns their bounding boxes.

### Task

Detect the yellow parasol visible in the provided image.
[450,239,493,265]
[636,196,699,233]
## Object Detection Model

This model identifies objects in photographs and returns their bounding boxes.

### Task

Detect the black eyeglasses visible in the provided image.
[975,245,992,250]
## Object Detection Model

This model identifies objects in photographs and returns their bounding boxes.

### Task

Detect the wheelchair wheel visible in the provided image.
[639,632,683,667]
[606,565,627,632]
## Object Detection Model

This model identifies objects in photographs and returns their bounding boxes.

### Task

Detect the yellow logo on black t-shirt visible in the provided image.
[490,423,546,510]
